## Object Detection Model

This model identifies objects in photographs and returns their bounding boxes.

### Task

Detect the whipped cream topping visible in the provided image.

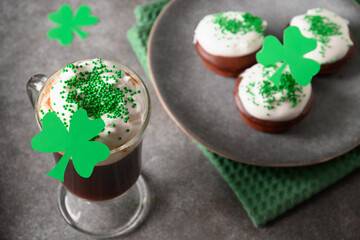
[194,11,267,57]
[238,64,312,121]
[290,8,353,65]
[39,59,147,149]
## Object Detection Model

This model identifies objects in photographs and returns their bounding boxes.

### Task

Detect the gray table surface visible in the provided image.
[1,0,360,239]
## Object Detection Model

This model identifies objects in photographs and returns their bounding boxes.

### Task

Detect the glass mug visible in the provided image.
[26,59,151,238]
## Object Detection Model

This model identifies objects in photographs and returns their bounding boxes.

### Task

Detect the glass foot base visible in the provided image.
[57,175,151,239]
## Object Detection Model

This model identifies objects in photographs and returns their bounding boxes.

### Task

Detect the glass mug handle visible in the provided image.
[26,74,48,109]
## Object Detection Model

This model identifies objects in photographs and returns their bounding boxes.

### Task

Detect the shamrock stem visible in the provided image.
[277,62,287,74]
[73,27,89,39]
[47,151,71,182]
[270,62,287,87]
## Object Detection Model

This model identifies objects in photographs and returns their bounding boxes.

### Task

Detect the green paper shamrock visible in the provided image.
[256,26,320,87]
[47,4,99,46]
[31,109,110,182]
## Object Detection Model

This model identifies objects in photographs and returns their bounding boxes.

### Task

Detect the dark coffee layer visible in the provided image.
[53,142,142,201]
[195,42,259,78]
[233,76,314,133]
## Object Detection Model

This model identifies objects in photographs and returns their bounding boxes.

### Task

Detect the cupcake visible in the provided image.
[234,64,313,133]
[194,11,267,77]
[290,8,355,74]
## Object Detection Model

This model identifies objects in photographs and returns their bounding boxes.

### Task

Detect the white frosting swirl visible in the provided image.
[238,64,312,121]
[39,59,147,149]
[290,8,353,65]
[194,11,267,57]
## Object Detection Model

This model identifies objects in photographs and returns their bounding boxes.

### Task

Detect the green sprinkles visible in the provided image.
[259,72,303,108]
[45,58,142,136]
[304,14,342,57]
[246,67,305,109]
[63,59,139,121]
[246,86,255,96]
[212,12,264,36]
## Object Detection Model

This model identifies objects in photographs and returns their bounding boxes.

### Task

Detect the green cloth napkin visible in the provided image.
[127,0,360,227]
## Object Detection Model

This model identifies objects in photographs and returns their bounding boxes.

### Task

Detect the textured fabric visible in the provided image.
[127,0,170,75]
[127,0,360,227]
[198,143,360,226]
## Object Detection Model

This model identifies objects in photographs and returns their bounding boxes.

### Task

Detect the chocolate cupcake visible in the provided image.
[194,11,267,77]
[290,8,355,74]
[234,64,314,133]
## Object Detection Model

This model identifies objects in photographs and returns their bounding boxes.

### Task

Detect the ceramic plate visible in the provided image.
[148,0,360,166]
